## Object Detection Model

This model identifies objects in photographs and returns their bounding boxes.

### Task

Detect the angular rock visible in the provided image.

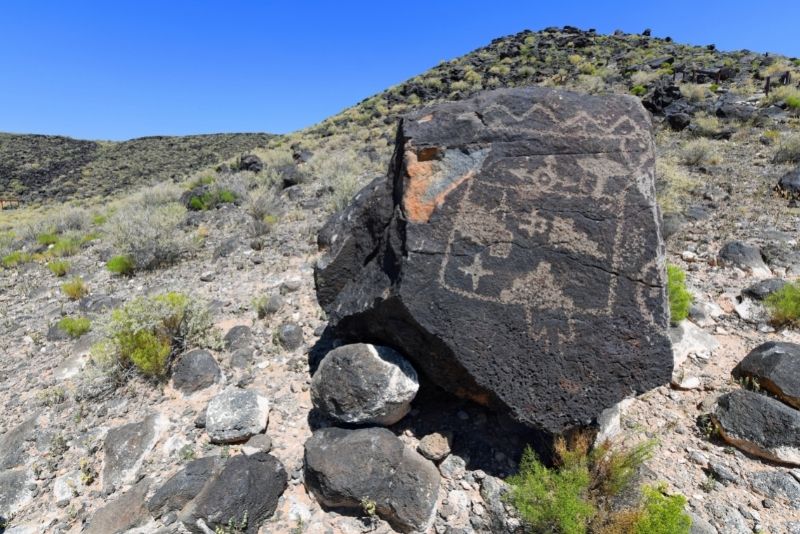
[670,320,718,370]
[277,323,303,351]
[717,241,770,277]
[147,457,224,518]
[304,427,440,533]
[84,478,150,534]
[314,86,672,436]
[172,350,222,394]
[102,414,165,492]
[776,166,800,199]
[418,431,453,462]
[750,471,800,510]
[712,389,800,466]
[205,388,269,444]
[0,468,33,516]
[732,342,800,409]
[0,414,38,470]
[179,452,287,534]
[237,154,263,173]
[311,343,418,425]
[742,278,787,301]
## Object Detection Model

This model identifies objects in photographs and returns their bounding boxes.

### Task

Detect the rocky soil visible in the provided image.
[1,25,800,534]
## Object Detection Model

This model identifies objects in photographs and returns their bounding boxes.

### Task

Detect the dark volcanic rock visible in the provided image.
[237,154,263,173]
[304,427,440,533]
[742,278,787,301]
[147,457,224,518]
[732,342,800,409]
[712,389,800,466]
[311,343,419,425]
[172,349,221,394]
[750,471,800,510]
[314,86,672,436]
[179,452,287,534]
[277,322,304,350]
[717,241,769,275]
[776,166,800,199]
[102,414,164,492]
[84,478,150,534]
[0,414,38,470]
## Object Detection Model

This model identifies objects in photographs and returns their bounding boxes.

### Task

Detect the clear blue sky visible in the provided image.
[1,1,798,140]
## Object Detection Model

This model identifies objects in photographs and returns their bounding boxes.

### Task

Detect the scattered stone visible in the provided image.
[53,471,81,508]
[705,500,749,534]
[84,478,151,534]
[717,241,770,277]
[179,453,286,533]
[311,343,419,425]
[171,350,221,394]
[750,471,800,510]
[439,454,467,480]
[707,461,739,486]
[732,341,800,409]
[205,388,270,444]
[776,166,800,199]
[670,320,719,377]
[237,154,263,173]
[223,325,253,353]
[742,278,787,301]
[733,297,767,324]
[689,512,718,534]
[102,414,166,492]
[304,427,440,533]
[242,434,272,455]
[147,457,223,518]
[277,323,303,350]
[315,86,673,437]
[712,389,800,466]
[418,432,453,462]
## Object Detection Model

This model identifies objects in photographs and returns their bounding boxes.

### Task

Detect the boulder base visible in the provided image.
[315,86,672,436]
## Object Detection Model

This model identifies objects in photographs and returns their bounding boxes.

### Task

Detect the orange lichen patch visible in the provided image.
[455,387,492,406]
[417,113,434,123]
[403,148,474,223]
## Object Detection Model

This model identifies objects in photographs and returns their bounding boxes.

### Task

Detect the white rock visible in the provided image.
[206,388,270,444]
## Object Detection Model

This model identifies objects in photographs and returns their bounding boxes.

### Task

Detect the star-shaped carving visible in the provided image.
[459,254,493,292]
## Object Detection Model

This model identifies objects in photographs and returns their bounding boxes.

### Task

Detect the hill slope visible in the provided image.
[0,132,273,201]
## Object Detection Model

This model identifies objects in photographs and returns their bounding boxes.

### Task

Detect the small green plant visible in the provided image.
[91,213,108,226]
[632,484,691,534]
[360,497,378,518]
[37,231,59,245]
[79,457,96,485]
[765,281,800,327]
[37,385,67,406]
[214,510,248,534]
[51,237,81,257]
[2,250,32,268]
[178,444,196,461]
[61,277,88,300]
[188,189,237,211]
[667,264,692,323]
[58,316,91,338]
[47,260,70,277]
[630,85,647,96]
[106,255,135,275]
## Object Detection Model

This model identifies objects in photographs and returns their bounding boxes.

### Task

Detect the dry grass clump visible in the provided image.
[773,133,800,163]
[691,113,723,138]
[630,70,661,87]
[656,159,698,214]
[678,139,720,167]
[680,83,708,103]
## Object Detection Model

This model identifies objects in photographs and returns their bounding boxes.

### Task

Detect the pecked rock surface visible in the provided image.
[315,86,672,436]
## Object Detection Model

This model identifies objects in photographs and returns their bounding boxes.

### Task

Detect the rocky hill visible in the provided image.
[1,26,800,534]
[0,132,273,202]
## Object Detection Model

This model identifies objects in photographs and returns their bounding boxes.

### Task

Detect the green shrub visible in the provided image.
[61,277,88,300]
[37,232,59,245]
[765,281,800,327]
[2,250,32,268]
[633,484,691,534]
[187,189,237,211]
[106,255,135,275]
[667,265,692,323]
[58,316,91,338]
[47,260,70,277]
[91,213,108,226]
[52,237,81,257]
[95,292,219,378]
[218,189,236,204]
[630,85,647,96]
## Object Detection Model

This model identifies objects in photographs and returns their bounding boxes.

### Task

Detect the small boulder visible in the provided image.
[237,154,263,173]
[223,325,253,352]
[417,431,453,462]
[776,166,800,199]
[277,323,303,351]
[732,342,800,409]
[304,427,440,533]
[712,389,800,466]
[0,468,33,516]
[670,320,718,372]
[0,414,38,470]
[750,470,800,510]
[84,478,151,534]
[102,414,166,492]
[179,452,287,534]
[172,350,221,394]
[742,278,787,301]
[311,343,419,425]
[717,241,770,277]
[206,388,270,444]
[147,457,224,518]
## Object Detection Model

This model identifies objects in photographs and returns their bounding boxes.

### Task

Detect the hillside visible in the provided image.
[0,26,800,534]
[0,132,273,202]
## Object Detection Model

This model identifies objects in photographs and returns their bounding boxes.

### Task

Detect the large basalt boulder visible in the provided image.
[304,427,440,533]
[314,86,672,436]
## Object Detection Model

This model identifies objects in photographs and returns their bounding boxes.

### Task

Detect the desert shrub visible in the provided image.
[2,250,32,268]
[104,202,195,270]
[630,85,647,97]
[37,231,59,245]
[680,83,707,102]
[91,213,108,226]
[93,292,219,378]
[773,134,800,163]
[51,236,82,257]
[667,265,692,323]
[57,316,91,338]
[307,148,367,213]
[632,484,691,534]
[506,436,658,534]
[678,139,718,167]
[47,260,70,277]
[692,113,722,138]
[630,70,660,87]
[106,255,135,276]
[765,281,800,327]
[61,277,88,300]
[187,188,238,211]
[134,181,183,206]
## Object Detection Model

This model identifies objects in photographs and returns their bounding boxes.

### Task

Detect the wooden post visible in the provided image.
[765,76,771,96]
